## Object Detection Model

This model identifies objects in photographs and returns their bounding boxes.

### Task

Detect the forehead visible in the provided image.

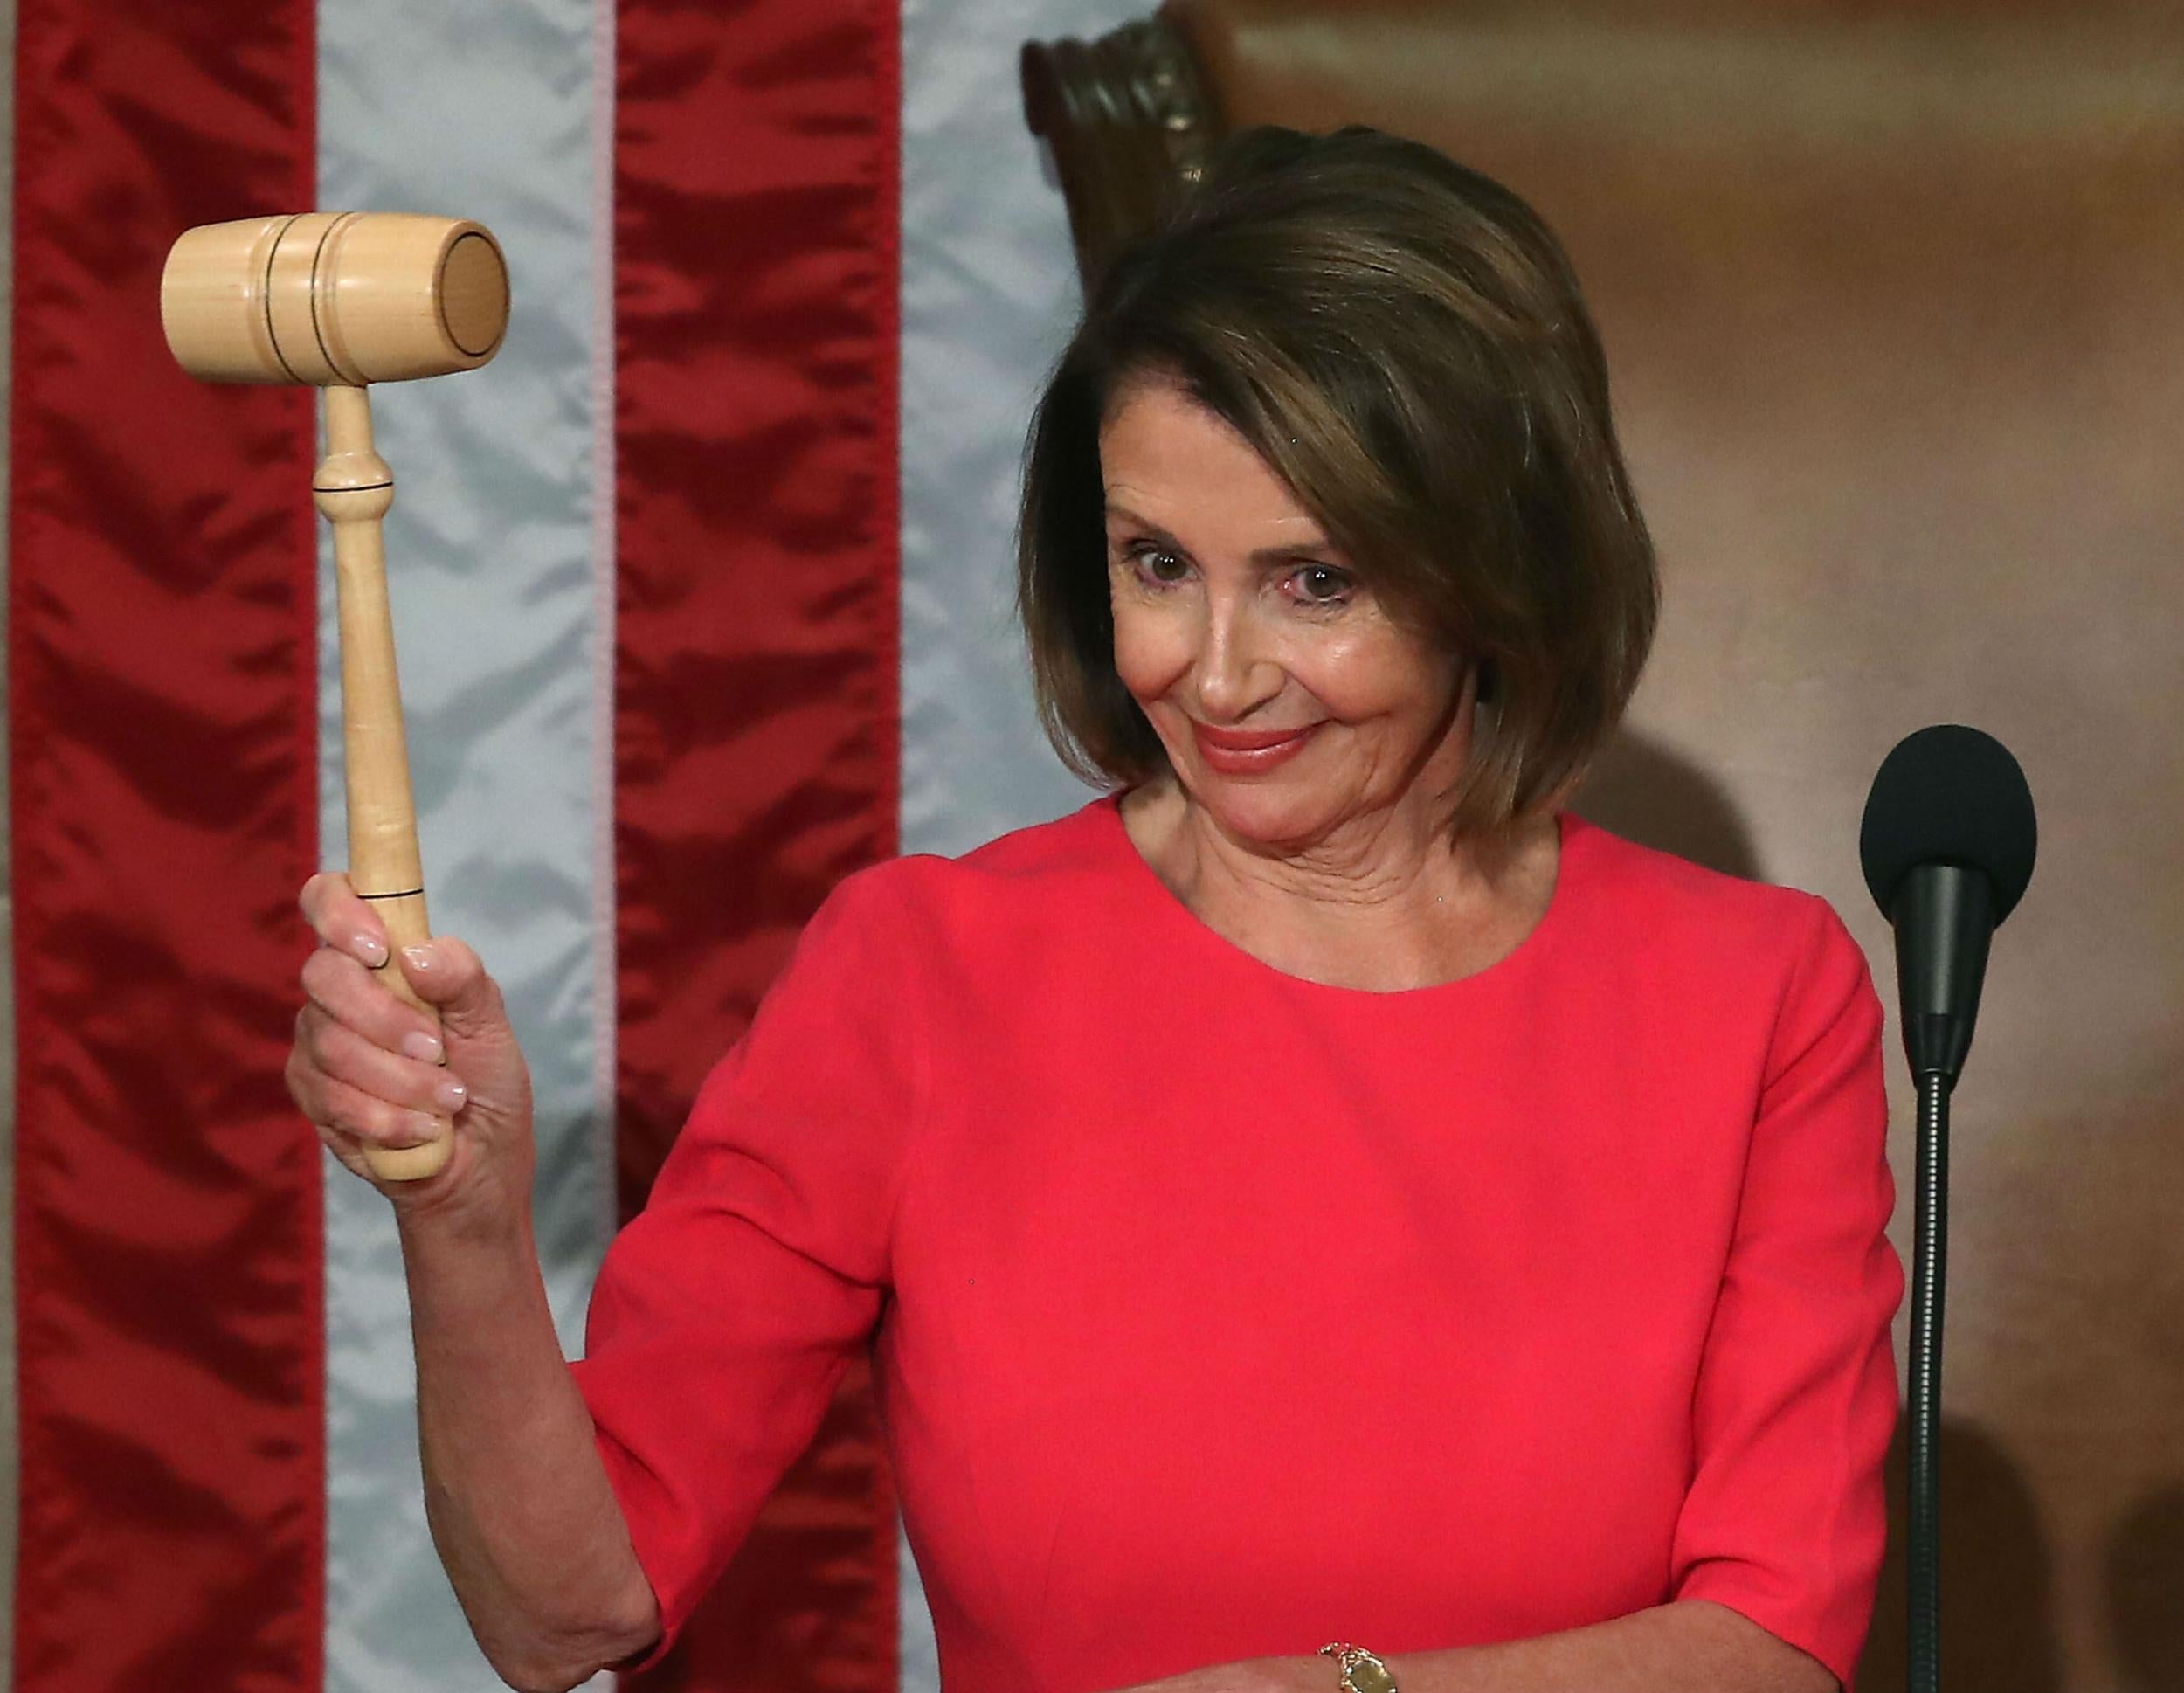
[1098,375,1323,537]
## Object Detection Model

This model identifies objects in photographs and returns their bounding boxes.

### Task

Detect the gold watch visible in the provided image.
[1319,1642,1399,1693]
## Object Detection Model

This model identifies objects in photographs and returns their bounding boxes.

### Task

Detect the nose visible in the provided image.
[1191,590,1286,723]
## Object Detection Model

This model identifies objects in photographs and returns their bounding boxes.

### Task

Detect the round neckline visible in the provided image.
[1091,790,1581,1000]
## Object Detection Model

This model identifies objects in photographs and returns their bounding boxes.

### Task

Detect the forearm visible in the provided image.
[401,1201,660,1693]
[1377,1601,1837,1693]
[1137,1601,1835,1693]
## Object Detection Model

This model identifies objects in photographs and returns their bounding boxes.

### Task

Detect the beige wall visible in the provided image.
[1183,3,2184,1687]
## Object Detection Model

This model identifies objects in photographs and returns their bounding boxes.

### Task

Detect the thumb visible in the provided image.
[390,935,534,1155]
[395,936,512,1047]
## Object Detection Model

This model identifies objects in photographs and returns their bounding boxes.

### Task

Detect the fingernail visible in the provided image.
[402,1031,444,1064]
[401,944,437,972]
[436,1077,468,1113]
[352,934,389,967]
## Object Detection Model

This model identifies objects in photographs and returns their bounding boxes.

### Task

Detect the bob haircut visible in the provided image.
[1015,124,1660,845]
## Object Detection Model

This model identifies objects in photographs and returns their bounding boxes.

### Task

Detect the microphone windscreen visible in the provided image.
[1859,724,2037,923]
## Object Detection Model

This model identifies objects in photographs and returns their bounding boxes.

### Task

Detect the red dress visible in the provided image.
[570,794,1904,1691]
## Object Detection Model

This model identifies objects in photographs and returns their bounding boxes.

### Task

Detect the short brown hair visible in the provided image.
[1016,124,1659,843]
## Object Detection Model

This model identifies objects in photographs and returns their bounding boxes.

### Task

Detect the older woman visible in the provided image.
[287,127,1902,1693]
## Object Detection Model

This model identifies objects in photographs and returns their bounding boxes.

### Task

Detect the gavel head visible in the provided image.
[162,211,509,385]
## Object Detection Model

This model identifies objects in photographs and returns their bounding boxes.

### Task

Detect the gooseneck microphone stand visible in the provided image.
[1896,860,1994,1693]
[1896,860,2001,1693]
[1906,1068,1950,1693]
[1862,723,2037,1693]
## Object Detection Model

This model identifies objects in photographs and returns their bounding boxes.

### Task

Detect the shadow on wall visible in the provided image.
[1856,1415,2063,1691]
[1578,739,2184,1692]
[1569,732,1761,882]
[2105,1482,2184,1693]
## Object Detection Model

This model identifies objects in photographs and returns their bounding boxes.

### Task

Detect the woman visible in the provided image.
[287,127,1902,1693]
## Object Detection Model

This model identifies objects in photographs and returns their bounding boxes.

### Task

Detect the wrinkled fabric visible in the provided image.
[10,4,322,1690]
[612,1,902,1688]
[898,0,1139,864]
[315,1,619,1690]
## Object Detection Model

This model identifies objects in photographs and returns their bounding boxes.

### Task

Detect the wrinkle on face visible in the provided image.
[1099,371,1473,877]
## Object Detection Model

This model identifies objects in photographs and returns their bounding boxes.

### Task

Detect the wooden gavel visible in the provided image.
[162,212,510,1181]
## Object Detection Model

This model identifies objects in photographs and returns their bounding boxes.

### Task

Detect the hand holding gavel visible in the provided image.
[287,871,536,1210]
[163,212,508,1182]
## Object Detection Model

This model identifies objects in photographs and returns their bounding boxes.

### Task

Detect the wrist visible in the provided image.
[1320,1643,1399,1693]
[390,1154,535,1248]
[394,1174,537,1275]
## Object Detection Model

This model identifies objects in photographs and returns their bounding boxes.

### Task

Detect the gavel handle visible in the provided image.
[315,383,453,1181]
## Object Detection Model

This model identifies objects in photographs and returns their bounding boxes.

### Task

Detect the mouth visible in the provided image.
[1189,719,1323,773]
[1193,722,1317,750]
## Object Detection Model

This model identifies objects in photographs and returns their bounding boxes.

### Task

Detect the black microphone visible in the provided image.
[1858,724,2037,1088]
[1862,724,2037,1693]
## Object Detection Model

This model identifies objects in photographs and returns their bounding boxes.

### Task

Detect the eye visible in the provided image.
[1288,564,1354,605]
[1120,542,1190,588]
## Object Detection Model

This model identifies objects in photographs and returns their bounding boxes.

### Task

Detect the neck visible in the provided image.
[1123,774,1559,992]
[1179,779,1469,910]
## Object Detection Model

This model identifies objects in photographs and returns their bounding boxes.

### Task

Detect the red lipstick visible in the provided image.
[1190,719,1322,775]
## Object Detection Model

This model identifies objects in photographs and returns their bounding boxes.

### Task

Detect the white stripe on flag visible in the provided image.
[317,0,616,1685]
[899,0,1127,864]
[585,0,620,1282]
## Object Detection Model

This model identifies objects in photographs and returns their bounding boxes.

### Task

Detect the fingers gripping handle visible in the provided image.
[317,384,452,1182]
[362,891,453,1181]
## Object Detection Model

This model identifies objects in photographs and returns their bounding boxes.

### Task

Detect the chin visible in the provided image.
[1182,767,1344,848]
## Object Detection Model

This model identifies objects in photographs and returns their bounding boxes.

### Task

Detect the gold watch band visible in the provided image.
[1319,1641,1400,1693]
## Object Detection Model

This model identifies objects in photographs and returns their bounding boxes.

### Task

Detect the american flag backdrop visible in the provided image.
[2,0,1139,1687]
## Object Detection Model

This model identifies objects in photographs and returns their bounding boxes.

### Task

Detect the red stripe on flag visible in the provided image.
[612,2,902,1690]
[9,2,322,1689]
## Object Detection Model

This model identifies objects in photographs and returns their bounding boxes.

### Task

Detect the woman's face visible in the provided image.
[1100,372,1474,850]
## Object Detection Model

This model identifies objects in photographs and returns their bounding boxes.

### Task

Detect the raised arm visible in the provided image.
[401,1174,662,1690]
[287,875,659,1690]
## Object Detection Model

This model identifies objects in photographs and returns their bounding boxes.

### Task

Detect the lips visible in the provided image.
[1193,723,1318,750]
[1189,718,1323,774]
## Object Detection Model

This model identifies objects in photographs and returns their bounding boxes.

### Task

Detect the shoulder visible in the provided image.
[1559,812,1884,1109]
[1571,809,1849,936]
[802,794,1132,975]
[1564,810,1873,1008]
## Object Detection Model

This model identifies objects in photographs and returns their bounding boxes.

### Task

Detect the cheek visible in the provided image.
[1292,628,1450,722]
[1108,594,1189,701]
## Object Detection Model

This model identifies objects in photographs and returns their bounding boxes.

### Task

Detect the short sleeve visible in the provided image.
[566,867,926,1671]
[1669,895,1906,1690]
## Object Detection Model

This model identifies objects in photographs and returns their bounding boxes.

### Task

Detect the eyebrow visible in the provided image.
[1102,501,1344,567]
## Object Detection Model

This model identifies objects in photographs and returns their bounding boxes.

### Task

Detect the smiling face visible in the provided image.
[1101,371,1477,852]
